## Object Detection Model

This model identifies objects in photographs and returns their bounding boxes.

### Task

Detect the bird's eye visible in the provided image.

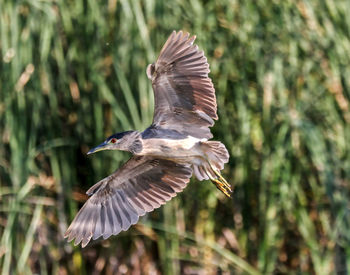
[110,138,117,144]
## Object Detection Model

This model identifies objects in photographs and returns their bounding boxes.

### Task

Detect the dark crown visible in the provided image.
[106,131,134,141]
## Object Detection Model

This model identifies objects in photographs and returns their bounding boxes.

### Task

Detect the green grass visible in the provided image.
[1,0,350,274]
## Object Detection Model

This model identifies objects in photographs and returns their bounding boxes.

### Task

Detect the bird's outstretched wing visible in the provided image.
[147,31,217,139]
[64,156,192,247]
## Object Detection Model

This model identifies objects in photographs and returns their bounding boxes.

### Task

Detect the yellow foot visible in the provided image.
[212,168,232,191]
[204,164,233,198]
[211,178,232,198]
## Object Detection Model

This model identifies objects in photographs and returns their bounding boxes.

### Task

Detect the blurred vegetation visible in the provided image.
[1,0,350,274]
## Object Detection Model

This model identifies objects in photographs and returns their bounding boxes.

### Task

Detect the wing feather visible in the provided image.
[109,198,123,235]
[92,205,103,240]
[64,156,192,247]
[103,203,113,239]
[124,187,147,216]
[147,31,217,139]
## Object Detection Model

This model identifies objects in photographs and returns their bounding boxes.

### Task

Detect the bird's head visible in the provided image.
[87,131,142,155]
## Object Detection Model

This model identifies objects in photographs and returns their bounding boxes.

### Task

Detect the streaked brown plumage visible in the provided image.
[65,31,231,247]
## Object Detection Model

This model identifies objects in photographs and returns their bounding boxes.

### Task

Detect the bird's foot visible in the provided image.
[204,164,233,198]
[211,178,232,198]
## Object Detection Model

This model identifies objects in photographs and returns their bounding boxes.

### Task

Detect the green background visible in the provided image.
[1,0,350,274]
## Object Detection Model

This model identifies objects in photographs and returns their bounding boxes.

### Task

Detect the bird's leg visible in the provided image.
[211,178,232,198]
[204,164,232,198]
[207,162,232,192]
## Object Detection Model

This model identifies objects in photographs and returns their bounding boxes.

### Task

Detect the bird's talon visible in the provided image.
[204,165,232,198]
[212,178,232,198]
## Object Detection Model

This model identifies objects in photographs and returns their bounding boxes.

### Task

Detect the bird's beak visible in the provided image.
[87,142,108,155]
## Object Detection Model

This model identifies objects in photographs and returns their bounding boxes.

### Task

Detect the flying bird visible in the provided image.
[65,31,231,247]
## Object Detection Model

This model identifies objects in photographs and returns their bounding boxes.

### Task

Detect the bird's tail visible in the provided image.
[193,141,232,197]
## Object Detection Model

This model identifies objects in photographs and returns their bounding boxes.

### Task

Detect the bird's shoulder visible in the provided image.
[141,125,188,140]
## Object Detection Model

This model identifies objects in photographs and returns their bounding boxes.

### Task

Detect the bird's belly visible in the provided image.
[139,136,204,159]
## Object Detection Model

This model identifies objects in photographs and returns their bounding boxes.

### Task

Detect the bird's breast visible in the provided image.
[139,136,204,158]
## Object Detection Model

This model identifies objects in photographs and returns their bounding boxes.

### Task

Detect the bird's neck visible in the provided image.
[125,131,143,154]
